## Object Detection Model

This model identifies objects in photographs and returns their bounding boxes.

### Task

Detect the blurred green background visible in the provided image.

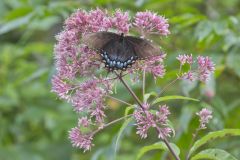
[0,0,240,160]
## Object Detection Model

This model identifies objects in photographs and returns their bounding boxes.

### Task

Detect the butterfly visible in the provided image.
[82,31,160,71]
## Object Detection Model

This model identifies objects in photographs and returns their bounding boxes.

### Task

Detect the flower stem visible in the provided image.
[107,95,132,106]
[163,138,180,160]
[116,73,144,110]
[159,77,180,96]
[143,69,146,102]
[92,114,133,135]
[186,128,200,160]
[116,72,180,160]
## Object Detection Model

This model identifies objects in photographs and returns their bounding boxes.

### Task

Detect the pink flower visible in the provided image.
[177,54,193,65]
[87,8,112,32]
[130,54,166,79]
[177,54,215,82]
[111,9,130,33]
[134,104,173,139]
[52,8,170,152]
[51,75,72,100]
[134,11,170,36]
[69,127,93,152]
[196,108,213,129]
[72,78,111,123]
[182,71,195,81]
[197,56,215,82]
[78,117,90,127]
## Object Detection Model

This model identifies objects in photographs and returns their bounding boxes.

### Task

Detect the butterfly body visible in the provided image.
[100,34,138,70]
[82,32,160,71]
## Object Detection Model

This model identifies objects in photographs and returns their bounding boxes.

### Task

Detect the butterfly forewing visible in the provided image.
[125,36,160,58]
[82,32,120,50]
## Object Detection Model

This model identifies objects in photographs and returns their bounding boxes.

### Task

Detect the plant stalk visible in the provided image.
[117,73,180,160]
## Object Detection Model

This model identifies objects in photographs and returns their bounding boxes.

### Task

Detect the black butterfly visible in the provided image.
[82,32,160,71]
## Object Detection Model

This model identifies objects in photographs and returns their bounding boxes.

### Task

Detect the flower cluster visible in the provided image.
[134,11,170,36]
[196,108,213,129]
[52,8,170,152]
[134,104,173,139]
[177,54,215,82]
[130,54,166,79]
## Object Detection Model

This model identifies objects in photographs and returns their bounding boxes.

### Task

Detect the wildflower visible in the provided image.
[196,108,213,129]
[197,56,215,82]
[176,54,193,65]
[134,11,170,36]
[134,104,173,139]
[177,54,215,82]
[52,8,170,151]
[111,9,130,33]
[69,127,93,152]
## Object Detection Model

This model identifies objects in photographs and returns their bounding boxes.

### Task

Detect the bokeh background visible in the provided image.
[0,0,240,160]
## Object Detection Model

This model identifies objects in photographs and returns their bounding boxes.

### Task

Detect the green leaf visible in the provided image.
[114,117,133,158]
[191,149,238,160]
[0,13,34,35]
[136,142,180,160]
[194,20,213,42]
[144,91,158,103]
[152,95,199,104]
[124,105,135,116]
[189,129,240,157]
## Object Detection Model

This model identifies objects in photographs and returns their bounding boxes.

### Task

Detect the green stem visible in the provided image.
[107,95,132,106]
[117,73,180,160]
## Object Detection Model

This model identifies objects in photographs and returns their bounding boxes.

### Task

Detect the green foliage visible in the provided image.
[136,142,180,160]
[1,0,240,160]
[191,149,238,160]
[152,95,199,104]
[189,129,240,157]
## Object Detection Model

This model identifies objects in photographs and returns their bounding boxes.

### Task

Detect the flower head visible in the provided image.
[177,54,193,65]
[134,11,170,36]
[134,104,173,139]
[111,9,130,33]
[69,127,93,152]
[52,8,170,152]
[197,56,215,82]
[196,108,213,129]
[177,54,215,82]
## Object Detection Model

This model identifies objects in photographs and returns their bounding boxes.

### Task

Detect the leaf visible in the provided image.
[152,95,199,104]
[194,20,213,42]
[189,129,240,157]
[137,142,180,160]
[226,49,240,77]
[0,13,34,35]
[124,105,135,116]
[191,148,238,160]
[144,91,158,103]
[114,117,133,158]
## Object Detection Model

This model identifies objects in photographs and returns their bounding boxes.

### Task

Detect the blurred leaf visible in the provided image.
[226,49,240,77]
[194,20,213,42]
[0,13,34,35]
[114,117,133,158]
[144,91,158,103]
[124,105,135,116]
[152,95,199,104]
[136,142,180,160]
[189,129,240,157]
[191,148,238,160]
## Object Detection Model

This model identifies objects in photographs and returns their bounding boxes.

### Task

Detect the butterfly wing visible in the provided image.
[82,31,120,50]
[125,36,161,58]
